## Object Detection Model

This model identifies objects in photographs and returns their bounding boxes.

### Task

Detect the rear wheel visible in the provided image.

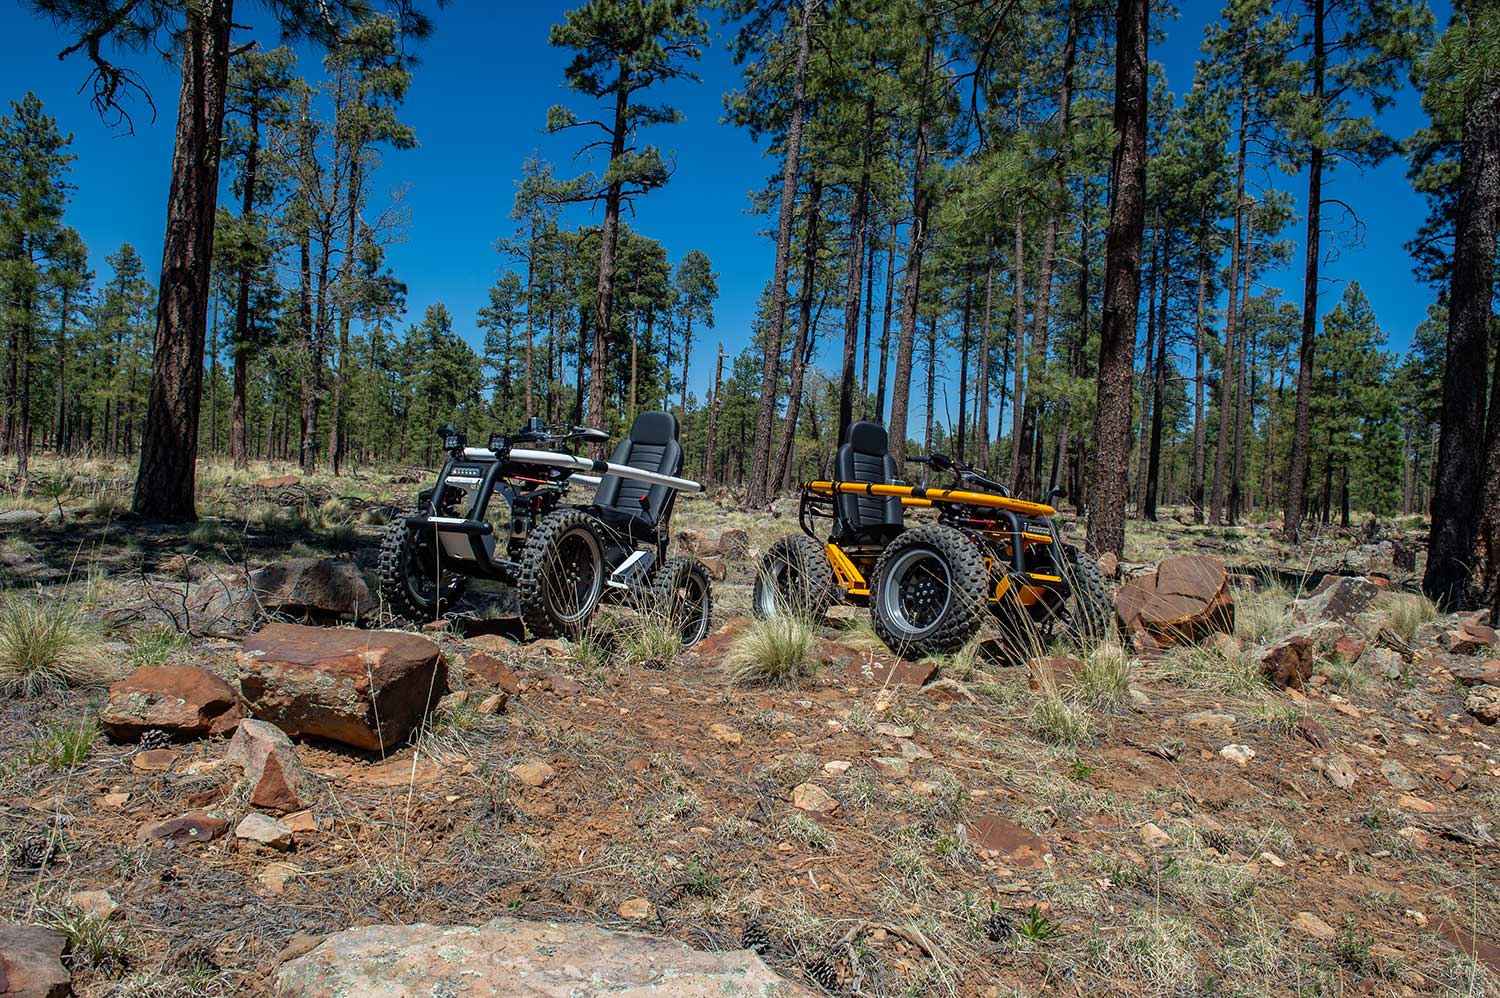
[870,525,987,658]
[378,506,467,622]
[517,509,606,638]
[650,556,714,647]
[753,535,835,619]
[1059,546,1114,643]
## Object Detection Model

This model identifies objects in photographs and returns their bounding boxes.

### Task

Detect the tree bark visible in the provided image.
[704,342,724,485]
[1008,211,1027,491]
[887,34,935,468]
[1427,63,1500,608]
[1284,0,1325,544]
[875,218,897,423]
[956,274,973,461]
[1190,239,1208,521]
[1134,219,1160,510]
[1212,88,1250,525]
[329,152,362,475]
[230,98,260,468]
[837,96,874,441]
[132,0,234,520]
[976,250,995,470]
[1145,225,1170,519]
[1230,202,1255,523]
[860,216,876,413]
[746,0,814,507]
[773,174,823,492]
[1086,0,1148,558]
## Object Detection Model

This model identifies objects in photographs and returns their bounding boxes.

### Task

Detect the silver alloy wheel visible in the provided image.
[548,527,604,625]
[879,546,953,637]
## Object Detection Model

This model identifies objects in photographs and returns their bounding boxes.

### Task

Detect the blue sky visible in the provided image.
[2,1,1450,409]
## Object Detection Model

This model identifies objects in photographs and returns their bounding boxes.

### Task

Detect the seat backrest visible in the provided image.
[834,421,903,535]
[593,410,683,525]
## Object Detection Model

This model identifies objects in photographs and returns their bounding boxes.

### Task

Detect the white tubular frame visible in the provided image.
[462,447,703,494]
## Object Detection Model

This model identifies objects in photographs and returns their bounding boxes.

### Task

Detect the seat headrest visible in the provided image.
[844,420,888,456]
[629,410,679,446]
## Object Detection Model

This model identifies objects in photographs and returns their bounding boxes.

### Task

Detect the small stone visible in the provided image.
[618,897,654,920]
[872,757,910,778]
[964,814,1051,868]
[132,748,179,772]
[896,739,933,760]
[1260,852,1286,868]
[476,692,508,715]
[283,810,319,834]
[465,652,520,693]
[1465,686,1500,725]
[1262,637,1315,690]
[98,792,130,809]
[1296,716,1331,749]
[1292,911,1337,942]
[1403,909,1428,928]
[0,923,72,998]
[707,723,743,746]
[873,722,914,738]
[1183,711,1236,733]
[259,861,304,894]
[1315,752,1358,790]
[822,761,852,776]
[511,761,555,787]
[137,810,229,846]
[1333,634,1369,662]
[1138,822,1173,848]
[791,783,838,813]
[548,675,582,696]
[236,812,295,850]
[1219,744,1255,768]
[1396,794,1439,814]
[68,889,117,920]
[1380,758,1418,791]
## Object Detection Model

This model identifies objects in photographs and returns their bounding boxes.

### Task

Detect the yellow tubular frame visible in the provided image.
[805,480,1057,518]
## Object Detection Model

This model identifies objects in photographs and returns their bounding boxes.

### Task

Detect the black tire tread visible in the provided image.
[378,504,465,622]
[1063,546,1114,641]
[869,524,988,658]
[650,556,715,647]
[517,508,603,639]
[752,534,836,619]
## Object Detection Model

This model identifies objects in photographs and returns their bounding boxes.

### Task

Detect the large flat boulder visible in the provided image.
[99,665,243,741]
[0,923,72,997]
[1113,555,1234,651]
[250,558,374,622]
[276,918,812,997]
[238,625,447,751]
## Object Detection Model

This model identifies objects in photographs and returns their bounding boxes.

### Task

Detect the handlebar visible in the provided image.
[483,420,610,452]
[906,452,1011,497]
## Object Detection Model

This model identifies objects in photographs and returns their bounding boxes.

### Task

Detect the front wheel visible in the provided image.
[517,509,606,638]
[378,507,467,622]
[869,525,988,659]
[1059,546,1114,644]
[752,535,835,619]
[649,556,714,647]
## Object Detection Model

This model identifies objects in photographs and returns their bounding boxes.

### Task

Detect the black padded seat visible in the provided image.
[833,421,903,542]
[591,411,683,541]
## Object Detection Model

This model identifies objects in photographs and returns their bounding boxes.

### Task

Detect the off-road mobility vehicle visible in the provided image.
[754,420,1111,658]
[379,410,713,645]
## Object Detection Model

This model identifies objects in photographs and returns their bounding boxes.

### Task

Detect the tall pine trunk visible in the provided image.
[1284,0,1325,543]
[588,66,630,436]
[1007,211,1027,491]
[1427,60,1500,608]
[976,251,994,470]
[231,99,260,468]
[888,34,935,467]
[329,154,362,475]
[1086,0,1148,558]
[1134,220,1160,510]
[1212,88,1249,525]
[132,0,233,520]
[1230,204,1255,522]
[837,97,874,441]
[747,0,813,507]
[773,175,823,492]
[704,342,724,485]
[875,218,897,423]
[1144,225,1171,519]
[1190,241,1208,521]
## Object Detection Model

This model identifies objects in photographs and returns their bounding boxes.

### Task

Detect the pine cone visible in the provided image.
[984,908,1012,942]
[806,954,840,991]
[138,729,172,750]
[9,835,56,871]
[741,917,770,954]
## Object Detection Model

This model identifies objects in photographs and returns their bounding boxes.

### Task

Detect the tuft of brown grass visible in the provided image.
[727,615,821,684]
[0,593,109,696]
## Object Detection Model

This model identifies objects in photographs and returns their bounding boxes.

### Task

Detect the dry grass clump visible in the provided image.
[0,592,109,696]
[1159,643,1266,696]
[1030,693,1097,747]
[1377,590,1439,642]
[27,718,101,770]
[1089,913,1203,995]
[618,612,685,670]
[1234,578,1297,645]
[727,615,821,684]
[1076,640,1134,706]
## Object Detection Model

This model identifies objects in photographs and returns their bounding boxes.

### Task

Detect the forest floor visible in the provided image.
[0,455,1496,997]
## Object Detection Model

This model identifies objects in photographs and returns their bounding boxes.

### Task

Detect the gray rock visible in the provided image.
[236,812,294,850]
[249,557,374,621]
[0,509,44,527]
[1291,576,1379,625]
[276,917,812,997]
